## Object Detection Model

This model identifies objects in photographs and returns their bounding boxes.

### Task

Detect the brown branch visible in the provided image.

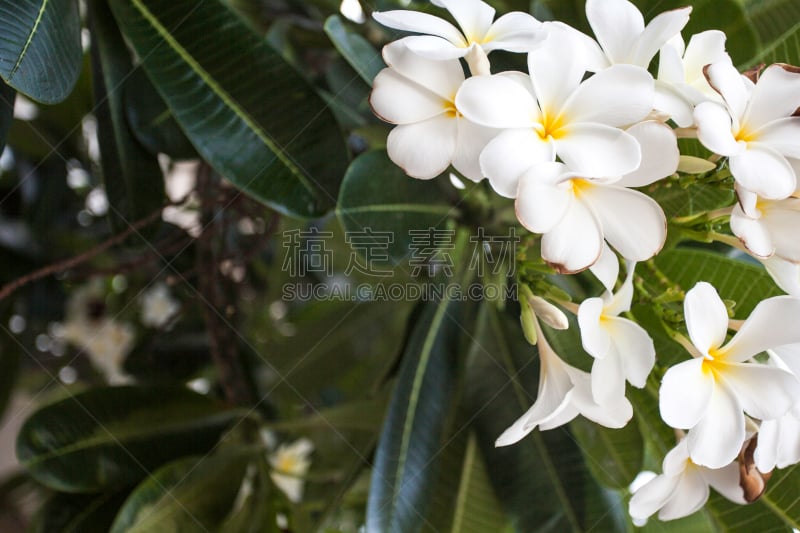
[0,207,167,302]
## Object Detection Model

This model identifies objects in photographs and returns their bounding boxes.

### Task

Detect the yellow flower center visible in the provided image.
[444,101,461,119]
[569,178,594,197]
[735,124,758,144]
[534,111,567,141]
[276,454,300,474]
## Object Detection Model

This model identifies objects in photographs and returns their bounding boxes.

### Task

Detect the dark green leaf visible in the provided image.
[337,151,455,264]
[366,297,462,533]
[16,385,240,493]
[423,431,509,533]
[89,0,166,235]
[745,0,800,55]
[29,492,128,533]
[110,452,251,533]
[570,417,644,490]
[109,0,349,218]
[324,16,384,86]
[220,456,279,533]
[0,81,14,153]
[748,20,800,68]
[0,0,82,104]
[123,69,197,160]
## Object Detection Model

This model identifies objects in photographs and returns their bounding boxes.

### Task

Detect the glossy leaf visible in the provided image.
[0,81,14,153]
[109,0,349,218]
[337,151,455,265]
[423,431,509,533]
[570,417,644,490]
[0,0,82,104]
[366,297,462,533]
[89,0,166,235]
[745,0,800,53]
[324,16,384,86]
[123,69,197,160]
[748,18,800,67]
[110,452,251,533]
[29,492,128,533]
[16,385,240,493]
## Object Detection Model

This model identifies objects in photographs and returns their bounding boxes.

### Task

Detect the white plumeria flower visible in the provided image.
[373,0,543,75]
[756,345,800,472]
[514,141,670,273]
[370,41,498,181]
[578,261,656,404]
[629,439,745,522]
[656,30,731,126]
[763,255,800,296]
[140,283,180,328]
[659,282,800,468]
[269,437,314,503]
[731,185,800,262]
[695,62,800,199]
[585,0,691,69]
[455,30,656,199]
[495,311,632,447]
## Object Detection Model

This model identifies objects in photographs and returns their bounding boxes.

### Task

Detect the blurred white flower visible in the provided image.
[695,62,800,199]
[731,186,800,262]
[659,282,800,468]
[629,439,744,522]
[370,41,498,180]
[373,0,543,75]
[140,283,180,328]
[269,438,314,503]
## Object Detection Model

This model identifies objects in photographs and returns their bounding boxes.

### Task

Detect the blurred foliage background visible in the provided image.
[0,0,798,531]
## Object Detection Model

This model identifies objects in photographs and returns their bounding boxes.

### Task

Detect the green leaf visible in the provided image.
[29,492,128,533]
[89,0,166,235]
[266,391,391,433]
[219,456,279,533]
[748,19,800,67]
[324,16,384,86]
[570,417,644,490]
[16,385,240,493]
[366,297,462,533]
[108,0,349,218]
[744,0,800,53]
[0,81,14,153]
[122,69,197,160]
[464,303,623,532]
[423,432,510,533]
[110,452,251,533]
[0,0,83,104]
[337,151,455,264]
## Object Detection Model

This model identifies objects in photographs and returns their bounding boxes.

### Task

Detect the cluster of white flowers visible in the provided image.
[371,0,800,522]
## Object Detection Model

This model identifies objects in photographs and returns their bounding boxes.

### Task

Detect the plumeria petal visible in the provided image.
[591,352,626,404]
[452,118,498,182]
[480,129,554,198]
[527,30,589,111]
[566,366,633,427]
[716,361,800,420]
[683,31,729,89]
[590,243,620,294]
[515,163,572,233]
[730,143,797,199]
[373,10,467,47]
[743,64,800,128]
[585,0,644,64]
[456,75,540,129]
[686,384,745,468]
[657,39,685,83]
[563,64,655,126]
[754,117,800,159]
[386,116,457,179]
[435,0,495,42]
[658,468,709,521]
[608,317,655,388]
[630,7,692,68]
[704,61,749,121]
[731,204,775,258]
[660,358,714,429]
[584,184,667,261]
[371,69,448,124]
[483,12,543,53]
[684,281,729,355]
[653,81,695,127]
[400,35,469,60]
[541,198,603,273]
[629,473,681,521]
[694,101,742,156]
[616,121,680,188]
[756,414,800,471]
[382,40,465,99]
[578,297,612,358]
[700,462,747,504]
[555,124,642,177]
[763,255,800,296]
[721,296,800,362]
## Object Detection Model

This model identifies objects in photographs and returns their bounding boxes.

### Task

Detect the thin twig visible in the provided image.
[0,207,167,302]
